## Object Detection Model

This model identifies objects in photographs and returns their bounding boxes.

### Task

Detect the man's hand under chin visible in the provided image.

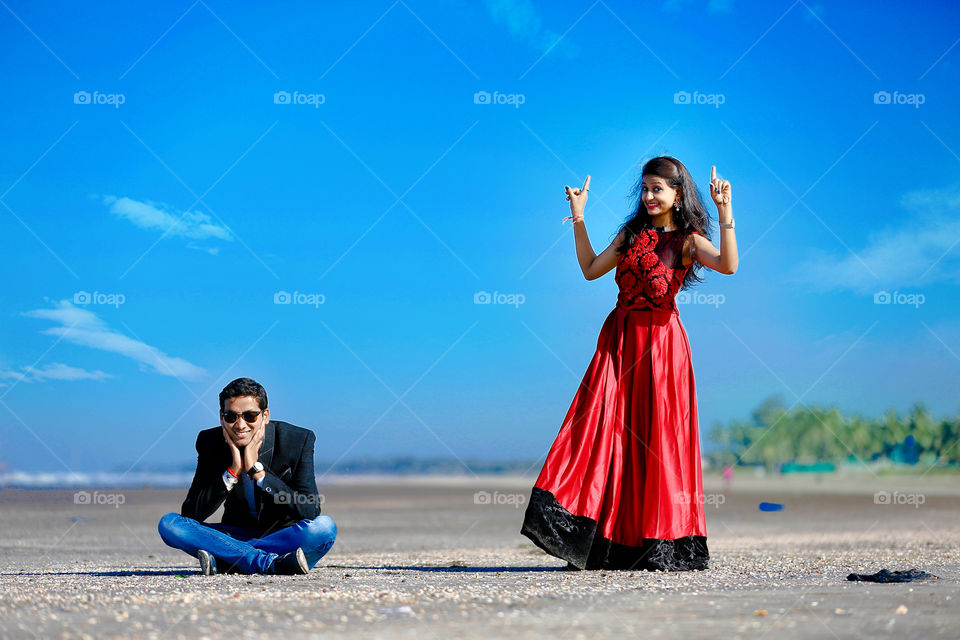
[243,423,266,482]
[222,425,243,478]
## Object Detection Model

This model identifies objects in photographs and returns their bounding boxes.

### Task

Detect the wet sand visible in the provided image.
[0,473,957,639]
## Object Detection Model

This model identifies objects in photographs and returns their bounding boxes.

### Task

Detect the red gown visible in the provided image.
[521,226,709,570]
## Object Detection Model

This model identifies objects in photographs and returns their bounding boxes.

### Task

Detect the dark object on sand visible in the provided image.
[758,502,783,512]
[846,568,938,583]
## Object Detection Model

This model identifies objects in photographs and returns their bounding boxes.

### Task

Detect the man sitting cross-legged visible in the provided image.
[158,377,336,575]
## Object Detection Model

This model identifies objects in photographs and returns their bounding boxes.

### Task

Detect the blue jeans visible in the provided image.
[158,512,337,574]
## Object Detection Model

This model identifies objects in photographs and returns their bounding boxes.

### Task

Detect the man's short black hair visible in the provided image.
[219,377,268,412]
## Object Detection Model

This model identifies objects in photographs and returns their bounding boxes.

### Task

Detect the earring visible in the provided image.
[673,201,681,212]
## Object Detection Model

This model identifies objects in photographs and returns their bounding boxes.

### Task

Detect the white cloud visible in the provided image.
[186,242,221,256]
[23,301,208,381]
[0,363,111,383]
[484,0,578,58]
[793,186,960,294]
[102,195,232,242]
[0,369,27,383]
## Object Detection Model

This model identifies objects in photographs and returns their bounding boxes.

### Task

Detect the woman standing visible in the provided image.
[521,156,737,571]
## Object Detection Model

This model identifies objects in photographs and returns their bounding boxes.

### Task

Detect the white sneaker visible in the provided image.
[197,549,217,575]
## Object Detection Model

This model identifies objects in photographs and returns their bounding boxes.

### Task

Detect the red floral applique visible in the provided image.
[637,228,656,252]
[645,263,669,298]
[615,228,694,312]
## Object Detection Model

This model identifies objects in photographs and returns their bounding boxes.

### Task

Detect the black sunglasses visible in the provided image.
[221,409,263,425]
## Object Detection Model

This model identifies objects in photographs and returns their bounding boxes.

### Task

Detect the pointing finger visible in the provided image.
[582,174,591,192]
[711,165,717,183]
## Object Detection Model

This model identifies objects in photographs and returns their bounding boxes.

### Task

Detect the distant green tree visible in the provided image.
[706,395,960,471]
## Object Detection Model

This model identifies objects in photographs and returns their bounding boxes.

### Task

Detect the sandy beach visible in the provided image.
[0,473,957,639]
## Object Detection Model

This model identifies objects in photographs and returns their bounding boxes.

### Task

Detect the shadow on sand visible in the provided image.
[325,564,565,573]
[4,564,568,576]
[1,568,195,576]
[6,564,572,576]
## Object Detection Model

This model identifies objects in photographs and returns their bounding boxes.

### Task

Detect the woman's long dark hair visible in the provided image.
[616,156,711,290]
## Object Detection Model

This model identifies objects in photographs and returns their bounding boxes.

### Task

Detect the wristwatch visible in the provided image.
[247,461,264,478]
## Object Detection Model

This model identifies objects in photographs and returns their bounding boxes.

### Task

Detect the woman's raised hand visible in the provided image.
[563,175,590,223]
[709,165,731,208]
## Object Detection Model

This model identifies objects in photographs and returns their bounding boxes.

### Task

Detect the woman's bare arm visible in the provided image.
[564,175,624,280]
[682,216,738,274]
[575,223,626,280]
[682,166,738,274]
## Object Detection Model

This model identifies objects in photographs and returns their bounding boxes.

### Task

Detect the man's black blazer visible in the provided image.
[181,420,322,532]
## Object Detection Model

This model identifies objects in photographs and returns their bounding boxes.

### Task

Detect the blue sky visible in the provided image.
[1,0,958,474]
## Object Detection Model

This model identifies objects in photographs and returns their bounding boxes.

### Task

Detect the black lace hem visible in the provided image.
[521,487,709,571]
